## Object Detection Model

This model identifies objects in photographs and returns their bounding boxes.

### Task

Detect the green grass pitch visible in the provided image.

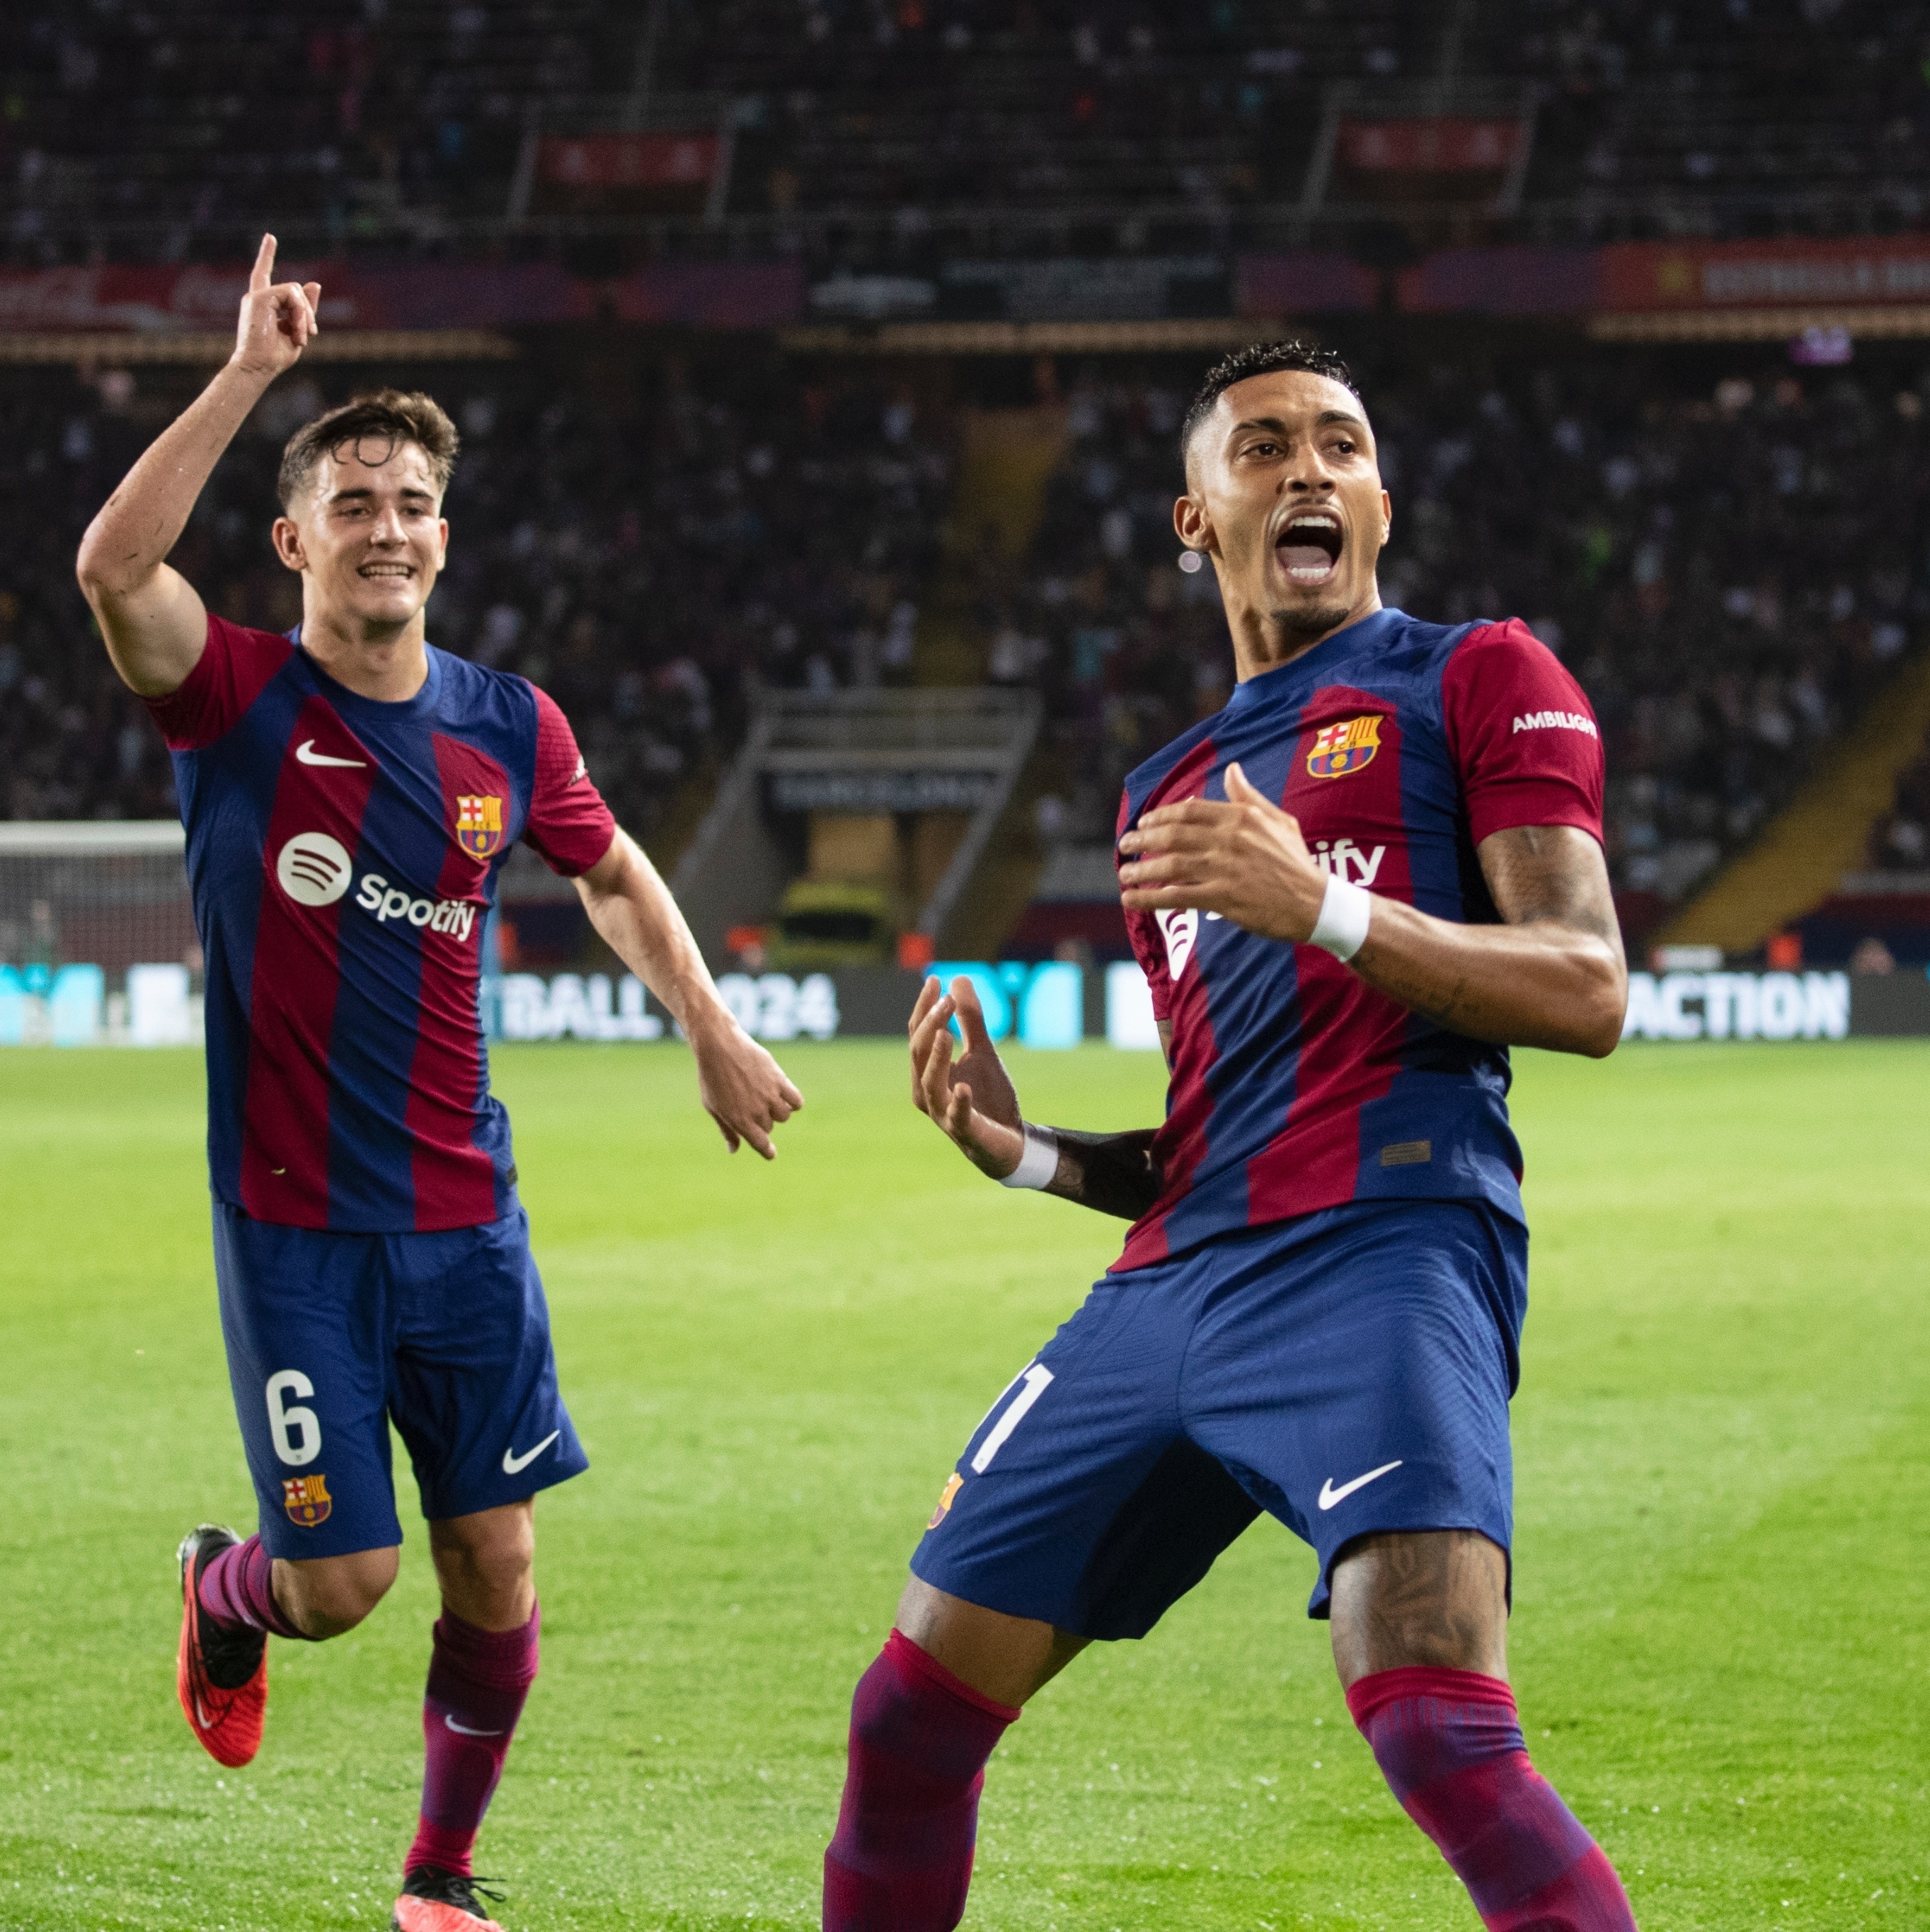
[1,1038,1925,1931]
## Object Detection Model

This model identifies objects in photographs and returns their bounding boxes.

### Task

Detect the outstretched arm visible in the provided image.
[76,234,321,697]
[909,976,1164,1221]
[574,829,804,1158]
[1118,762,1626,1056]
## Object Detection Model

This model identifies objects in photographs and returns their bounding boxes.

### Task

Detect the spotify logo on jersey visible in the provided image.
[277,832,353,907]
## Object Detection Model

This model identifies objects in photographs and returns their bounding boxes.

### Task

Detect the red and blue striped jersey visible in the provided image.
[147,616,616,1233]
[1115,609,1604,1273]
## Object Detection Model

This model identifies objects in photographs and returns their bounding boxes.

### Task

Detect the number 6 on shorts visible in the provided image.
[265,1369,322,1466]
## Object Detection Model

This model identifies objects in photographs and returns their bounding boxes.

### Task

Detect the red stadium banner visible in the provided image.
[1601,238,1930,311]
[1336,117,1526,173]
[536,132,721,190]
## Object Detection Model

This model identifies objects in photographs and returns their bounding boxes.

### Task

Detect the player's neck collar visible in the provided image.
[289,625,442,714]
[1227,608,1403,711]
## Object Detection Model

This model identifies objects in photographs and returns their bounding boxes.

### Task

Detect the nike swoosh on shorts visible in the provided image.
[1316,1459,1404,1511]
[295,739,367,768]
[501,1430,561,1476]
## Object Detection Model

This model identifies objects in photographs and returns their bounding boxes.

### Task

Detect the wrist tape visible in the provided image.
[999,1124,1059,1190]
[1309,872,1372,962]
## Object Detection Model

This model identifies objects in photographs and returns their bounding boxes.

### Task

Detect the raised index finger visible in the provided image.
[249,234,277,292]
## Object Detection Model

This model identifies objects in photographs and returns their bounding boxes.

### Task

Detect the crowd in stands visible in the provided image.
[1872,736,1930,874]
[0,350,949,841]
[1,1,611,257]
[992,343,1930,912]
[8,333,1926,928]
[6,1,1928,265]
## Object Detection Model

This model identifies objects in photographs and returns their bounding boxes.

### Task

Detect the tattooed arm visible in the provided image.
[1118,764,1626,1057]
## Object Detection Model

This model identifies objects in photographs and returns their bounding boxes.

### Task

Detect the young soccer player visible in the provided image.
[824,342,1641,1928]
[76,236,804,1932]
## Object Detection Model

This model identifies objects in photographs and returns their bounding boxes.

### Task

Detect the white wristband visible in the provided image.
[999,1124,1059,1190]
[1309,873,1372,962]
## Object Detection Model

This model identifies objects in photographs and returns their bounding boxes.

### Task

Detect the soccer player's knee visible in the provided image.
[280,1546,399,1637]
[438,1514,534,1592]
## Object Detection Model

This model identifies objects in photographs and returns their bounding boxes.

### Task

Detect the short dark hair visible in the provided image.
[1180,339,1363,467]
[277,389,460,510]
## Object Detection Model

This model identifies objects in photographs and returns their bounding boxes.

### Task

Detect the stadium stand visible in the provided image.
[8,335,1926,950]
[6,1,1930,973]
[0,352,949,844]
[1871,729,1930,873]
[972,344,1930,949]
[6,2,1928,265]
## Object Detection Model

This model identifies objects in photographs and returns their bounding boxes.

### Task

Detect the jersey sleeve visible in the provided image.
[1440,618,1604,846]
[1117,788,1176,1022]
[143,614,294,752]
[520,684,617,877]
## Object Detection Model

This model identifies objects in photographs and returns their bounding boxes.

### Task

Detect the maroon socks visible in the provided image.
[196,1534,306,1640]
[1348,1667,1638,1930]
[406,1605,541,1878]
[823,1629,1020,1931]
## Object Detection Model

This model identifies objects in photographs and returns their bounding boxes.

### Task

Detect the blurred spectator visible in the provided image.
[1868,730,1930,874]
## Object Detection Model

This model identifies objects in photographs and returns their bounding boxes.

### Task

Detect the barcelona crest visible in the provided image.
[456,793,505,859]
[927,1472,963,1531]
[283,1473,333,1528]
[1306,714,1382,778]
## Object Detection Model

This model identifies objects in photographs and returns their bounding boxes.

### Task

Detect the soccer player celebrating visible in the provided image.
[76,236,803,1932]
[824,341,1639,1930]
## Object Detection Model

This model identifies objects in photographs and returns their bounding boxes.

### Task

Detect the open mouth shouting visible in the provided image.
[1276,511,1343,587]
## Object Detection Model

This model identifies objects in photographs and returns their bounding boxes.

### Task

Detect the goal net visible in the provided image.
[0,822,199,1045]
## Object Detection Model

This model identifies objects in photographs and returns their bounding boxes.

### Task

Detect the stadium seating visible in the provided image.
[8,335,1926,954]
[0,353,950,844]
[5,1,1926,265]
[1871,731,1930,874]
[984,345,1930,943]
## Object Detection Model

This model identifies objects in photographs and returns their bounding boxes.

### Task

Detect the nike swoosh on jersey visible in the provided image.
[1316,1459,1404,1511]
[295,738,367,768]
[501,1430,561,1476]
[444,1714,506,1737]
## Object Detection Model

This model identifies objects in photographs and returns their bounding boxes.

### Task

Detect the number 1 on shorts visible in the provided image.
[970,1363,1054,1473]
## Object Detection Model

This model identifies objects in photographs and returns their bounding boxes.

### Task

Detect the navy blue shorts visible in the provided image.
[213,1204,588,1560]
[912,1199,1525,1635]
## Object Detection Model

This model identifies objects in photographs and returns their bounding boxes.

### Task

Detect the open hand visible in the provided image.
[231,234,321,380]
[690,1016,804,1158]
[1117,761,1328,943]
[909,974,1026,1179]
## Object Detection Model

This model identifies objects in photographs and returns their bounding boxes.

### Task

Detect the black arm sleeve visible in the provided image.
[1040,1126,1163,1222]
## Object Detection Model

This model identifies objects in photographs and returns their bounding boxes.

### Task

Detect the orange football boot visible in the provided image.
[392,1868,506,1931]
[176,1525,268,1768]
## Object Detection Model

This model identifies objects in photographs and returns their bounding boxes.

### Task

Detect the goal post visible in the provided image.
[0,822,199,1045]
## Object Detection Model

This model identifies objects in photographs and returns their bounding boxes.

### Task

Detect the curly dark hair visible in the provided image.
[277,388,460,510]
[1179,339,1362,467]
